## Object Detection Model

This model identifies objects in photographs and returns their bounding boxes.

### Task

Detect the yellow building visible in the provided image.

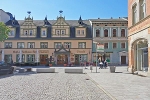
[0,12,92,66]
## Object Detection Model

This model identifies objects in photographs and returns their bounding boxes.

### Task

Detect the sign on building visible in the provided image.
[96,43,104,52]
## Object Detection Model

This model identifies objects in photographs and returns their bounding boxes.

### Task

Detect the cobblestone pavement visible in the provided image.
[85,66,150,100]
[0,68,112,100]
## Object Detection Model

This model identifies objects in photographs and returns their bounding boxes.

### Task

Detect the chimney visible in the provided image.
[111,17,113,19]
[98,18,100,19]
[119,17,120,19]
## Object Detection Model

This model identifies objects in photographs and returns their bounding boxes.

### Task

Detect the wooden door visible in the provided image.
[57,55,68,65]
[40,55,48,65]
[121,56,126,64]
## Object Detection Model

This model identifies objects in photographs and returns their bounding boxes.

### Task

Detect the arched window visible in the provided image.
[104,29,108,37]
[112,29,116,37]
[121,29,125,37]
[96,29,100,37]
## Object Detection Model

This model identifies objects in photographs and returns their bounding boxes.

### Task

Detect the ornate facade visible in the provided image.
[90,18,128,65]
[128,0,150,72]
[0,12,92,65]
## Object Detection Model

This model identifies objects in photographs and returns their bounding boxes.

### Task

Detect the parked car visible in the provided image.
[0,61,14,75]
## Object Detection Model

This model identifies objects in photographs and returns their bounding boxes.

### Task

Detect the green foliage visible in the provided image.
[0,22,10,42]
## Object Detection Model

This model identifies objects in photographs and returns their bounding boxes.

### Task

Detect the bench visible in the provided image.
[65,68,83,73]
[36,68,55,73]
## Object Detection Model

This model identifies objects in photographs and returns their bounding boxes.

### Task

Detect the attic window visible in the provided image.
[12,21,15,25]
[45,21,47,25]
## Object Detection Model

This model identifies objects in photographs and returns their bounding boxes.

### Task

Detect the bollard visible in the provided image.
[90,65,93,73]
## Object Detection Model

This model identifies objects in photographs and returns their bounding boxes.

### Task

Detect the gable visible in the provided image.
[53,17,69,26]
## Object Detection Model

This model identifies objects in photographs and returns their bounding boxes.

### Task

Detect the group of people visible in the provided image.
[99,59,108,69]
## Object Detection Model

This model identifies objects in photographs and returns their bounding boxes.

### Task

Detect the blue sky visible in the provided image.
[0,0,127,20]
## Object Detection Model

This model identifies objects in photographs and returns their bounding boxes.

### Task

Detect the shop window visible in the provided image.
[79,55,87,62]
[27,54,35,62]
[16,54,25,62]
[4,55,12,63]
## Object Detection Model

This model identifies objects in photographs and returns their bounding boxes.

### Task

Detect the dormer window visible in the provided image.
[81,30,84,35]
[24,30,28,35]
[12,21,15,25]
[8,30,14,36]
[61,30,65,35]
[42,30,46,36]
[77,30,80,34]
[29,30,33,36]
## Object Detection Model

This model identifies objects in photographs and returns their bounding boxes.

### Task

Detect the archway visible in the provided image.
[132,38,148,71]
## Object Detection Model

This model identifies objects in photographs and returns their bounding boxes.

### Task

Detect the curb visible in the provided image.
[86,73,117,100]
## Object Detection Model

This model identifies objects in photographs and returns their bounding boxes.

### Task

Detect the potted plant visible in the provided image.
[64,62,67,67]
[49,61,52,67]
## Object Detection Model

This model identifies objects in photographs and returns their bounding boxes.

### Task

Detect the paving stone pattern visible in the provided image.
[0,71,112,100]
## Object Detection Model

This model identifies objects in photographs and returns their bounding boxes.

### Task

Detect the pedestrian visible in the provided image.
[99,61,103,69]
[104,60,107,68]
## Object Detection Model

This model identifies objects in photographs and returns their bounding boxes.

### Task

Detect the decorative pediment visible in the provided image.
[54,45,70,53]
[53,17,69,26]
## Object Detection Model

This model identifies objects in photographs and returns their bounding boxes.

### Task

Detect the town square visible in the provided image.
[0,0,150,100]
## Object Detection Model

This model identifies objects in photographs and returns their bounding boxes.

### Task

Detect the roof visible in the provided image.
[89,17,128,22]
[16,20,91,26]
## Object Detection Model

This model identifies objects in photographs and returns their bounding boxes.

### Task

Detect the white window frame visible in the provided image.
[28,42,35,48]
[121,42,126,49]
[112,28,117,37]
[16,54,25,62]
[104,42,109,49]
[17,42,24,48]
[54,42,62,48]
[64,42,71,48]
[104,29,109,37]
[27,54,35,62]
[121,28,126,37]
[29,30,33,36]
[8,30,14,36]
[112,42,117,49]
[78,42,86,48]
[40,42,48,48]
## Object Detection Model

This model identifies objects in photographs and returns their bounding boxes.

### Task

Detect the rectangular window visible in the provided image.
[29,30,33,36]
[56,30,60,35]
[61,30,66,35]
[28,42,35,48]
[42,30,46,36]
[81,30,84,35]
[8,30,14,36]
[5,42,12,48]
[27,54,35,62]
[77,30,80,34]
[64,42,71,48]
[54,42,62,48]
[24,30,28,35]
[121,43,126,48]
[113,43,117,49]
[16,54,25,62]
[79,54,87,62]
[104,43,108,49]
[78,42,86,48]
[40,42,48,48]
[4,55,12,63]
[17,42,24,48]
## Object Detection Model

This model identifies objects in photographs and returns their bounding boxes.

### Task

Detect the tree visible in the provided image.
[0,22,10,42]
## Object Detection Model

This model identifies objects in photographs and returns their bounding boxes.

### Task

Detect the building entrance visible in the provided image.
[121,56,126,64]
[40,55,48,65]
[57,54,68,65]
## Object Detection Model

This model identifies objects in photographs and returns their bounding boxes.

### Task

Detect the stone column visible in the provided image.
[100,27,103,37]
[118,27,120,37]
[109,27,111,37]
